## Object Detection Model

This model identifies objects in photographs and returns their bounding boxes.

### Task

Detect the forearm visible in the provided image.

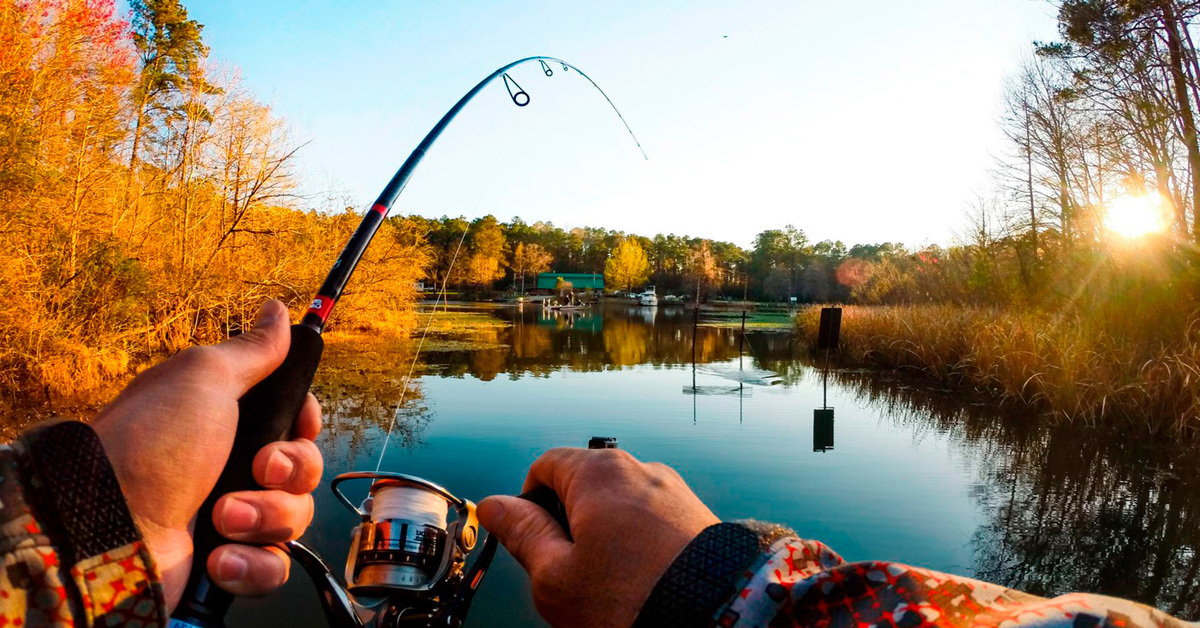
[636,521,1196,628]
[1,420,165,627]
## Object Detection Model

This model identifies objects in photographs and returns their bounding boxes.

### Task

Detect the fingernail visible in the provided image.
[254,300,283,328]
[264,450,295,487]
[221,498,261,534]
[217,552,249,583]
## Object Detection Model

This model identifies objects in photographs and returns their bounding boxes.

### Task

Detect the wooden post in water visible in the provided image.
[817,307,843,408]
[739,310,746,370]
[691,302,699,364]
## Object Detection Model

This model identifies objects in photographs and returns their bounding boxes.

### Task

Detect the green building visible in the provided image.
[535,273,605,291]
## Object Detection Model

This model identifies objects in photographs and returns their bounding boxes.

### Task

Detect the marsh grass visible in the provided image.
[796,304,1200,438]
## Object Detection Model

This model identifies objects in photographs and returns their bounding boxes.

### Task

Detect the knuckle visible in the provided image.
[177,345,227,374]
[591,448,634,471]
[645,462,674,488]
[296,442,324,491]
[648,461,681,481]
[234,327,273,350]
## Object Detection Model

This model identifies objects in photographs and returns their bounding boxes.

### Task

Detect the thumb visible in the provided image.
[209,299,292,397]
[479,495,572,577]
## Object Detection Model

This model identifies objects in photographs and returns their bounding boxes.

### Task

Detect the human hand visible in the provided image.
[91,299,323,611]
[478,448,719,628]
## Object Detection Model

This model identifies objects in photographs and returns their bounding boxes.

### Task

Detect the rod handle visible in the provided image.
[170,324,324,627]
[515,437,618,541]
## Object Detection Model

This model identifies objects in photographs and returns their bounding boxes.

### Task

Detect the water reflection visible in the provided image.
[313,335,430,466]
[279,305,1200,624]
[829,370,1200,618]
[423,305,768,380]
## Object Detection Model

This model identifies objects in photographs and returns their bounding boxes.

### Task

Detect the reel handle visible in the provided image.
[171,324,325,628]
[515,437,618,541]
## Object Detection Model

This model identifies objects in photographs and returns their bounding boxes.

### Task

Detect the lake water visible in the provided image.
[233,303,1200,626]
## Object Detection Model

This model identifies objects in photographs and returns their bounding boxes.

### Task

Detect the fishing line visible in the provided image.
[172,56,648,628]
[373,106,523,472]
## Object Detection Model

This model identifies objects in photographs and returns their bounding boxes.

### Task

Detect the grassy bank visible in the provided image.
[795,305,1200,438]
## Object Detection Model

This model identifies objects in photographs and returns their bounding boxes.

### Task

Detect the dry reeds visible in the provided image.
[796,304,1200,438]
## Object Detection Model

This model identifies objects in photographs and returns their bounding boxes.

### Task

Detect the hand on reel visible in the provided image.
[279,438,614,628]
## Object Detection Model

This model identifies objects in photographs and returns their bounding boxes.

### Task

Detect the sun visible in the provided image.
[1104,193,1171,239]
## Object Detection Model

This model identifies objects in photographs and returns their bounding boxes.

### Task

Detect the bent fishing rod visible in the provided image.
[168,57,644,628]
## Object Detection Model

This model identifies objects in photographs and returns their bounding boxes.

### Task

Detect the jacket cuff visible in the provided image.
[13,420,166,625]
[633,521,795,628]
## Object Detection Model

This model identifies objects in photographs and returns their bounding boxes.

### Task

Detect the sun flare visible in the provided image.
[1104,194,1171,239]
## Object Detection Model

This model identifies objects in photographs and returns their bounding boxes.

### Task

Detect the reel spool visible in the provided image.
[332,472,479,602]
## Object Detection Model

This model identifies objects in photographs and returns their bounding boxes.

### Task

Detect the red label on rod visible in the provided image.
[306,295,336,322]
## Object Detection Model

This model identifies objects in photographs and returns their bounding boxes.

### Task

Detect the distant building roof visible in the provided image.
[536,273,604,290]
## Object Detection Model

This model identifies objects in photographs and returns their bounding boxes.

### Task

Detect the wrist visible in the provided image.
[632,521,794,628]
[13,419,167,624]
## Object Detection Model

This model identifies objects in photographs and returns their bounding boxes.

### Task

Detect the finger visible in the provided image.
[291,392,322,441]
[478,495,572,579]
[209,299,292,396]
[213,490,314,544]
[208,543,289,597]
[521,447,587,495]
[252,439,323,494]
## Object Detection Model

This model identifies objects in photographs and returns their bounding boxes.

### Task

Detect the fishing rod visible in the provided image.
[168,56,644,628]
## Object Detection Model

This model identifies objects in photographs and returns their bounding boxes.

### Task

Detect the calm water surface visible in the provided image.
[234,304,1200,626]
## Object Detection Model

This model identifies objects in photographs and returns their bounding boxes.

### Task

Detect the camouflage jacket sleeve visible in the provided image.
[1,420,166,627]
[634,522,1197,628]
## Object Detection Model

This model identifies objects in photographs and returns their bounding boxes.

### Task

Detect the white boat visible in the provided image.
[639,286,659,307]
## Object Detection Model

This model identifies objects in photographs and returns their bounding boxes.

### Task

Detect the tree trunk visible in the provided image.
[1024,98,1040,264]
[1160,0,1200,238]
[1059,170,1071,241]
[125,94,148,228]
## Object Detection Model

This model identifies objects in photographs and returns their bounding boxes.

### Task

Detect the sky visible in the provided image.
[177,1,1062,249]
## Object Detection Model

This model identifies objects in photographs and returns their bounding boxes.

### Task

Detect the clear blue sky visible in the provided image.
[177,1,1059,249]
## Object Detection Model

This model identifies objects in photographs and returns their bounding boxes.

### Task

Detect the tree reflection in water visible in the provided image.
[313,333,430,466]
[421,306,764,380]
[315,306,1200,619]
[830,370,1200,619]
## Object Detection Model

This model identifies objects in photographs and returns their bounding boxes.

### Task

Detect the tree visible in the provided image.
[465,215,506,288]
[604,239,651,292]
[127,0,212,209]
[749,226,810,300]
[685,241,718,302]
[1048,0,1200,238]
[511,242,553,294]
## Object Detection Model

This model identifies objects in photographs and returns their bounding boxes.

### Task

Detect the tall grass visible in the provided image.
[796,304,1200,438]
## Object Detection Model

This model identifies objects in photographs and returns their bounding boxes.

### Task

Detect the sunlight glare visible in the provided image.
[1104,193,1171,239]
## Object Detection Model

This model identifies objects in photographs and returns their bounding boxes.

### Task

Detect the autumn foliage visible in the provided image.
[0,0,426,410]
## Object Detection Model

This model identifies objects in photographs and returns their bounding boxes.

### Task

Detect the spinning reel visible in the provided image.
[282,473,496,628]
[278,438,613,628]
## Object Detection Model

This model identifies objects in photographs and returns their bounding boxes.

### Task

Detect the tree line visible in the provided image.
[7,0,1200,404]
[406,214,921,303]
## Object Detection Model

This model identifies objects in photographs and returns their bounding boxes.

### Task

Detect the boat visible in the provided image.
[639,285,659,307]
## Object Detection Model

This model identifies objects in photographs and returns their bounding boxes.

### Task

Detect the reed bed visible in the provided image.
[795,304,1200,439]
